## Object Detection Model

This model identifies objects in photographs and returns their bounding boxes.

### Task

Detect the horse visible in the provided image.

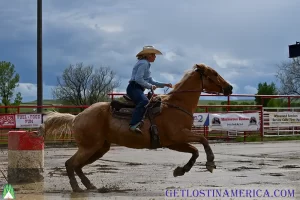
[38,63,233,192]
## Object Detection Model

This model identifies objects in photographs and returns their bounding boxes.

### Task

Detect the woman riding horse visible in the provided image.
[127,45,172,134]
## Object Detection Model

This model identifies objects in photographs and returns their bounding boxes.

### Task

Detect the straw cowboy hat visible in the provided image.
[136,45,163,57]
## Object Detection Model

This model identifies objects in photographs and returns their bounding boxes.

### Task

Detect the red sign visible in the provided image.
[0,114,16,129]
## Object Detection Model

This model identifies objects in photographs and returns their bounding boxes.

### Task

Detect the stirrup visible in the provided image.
[129,123,142,134]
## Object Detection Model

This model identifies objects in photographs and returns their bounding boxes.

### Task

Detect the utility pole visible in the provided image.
[37,0,43,113]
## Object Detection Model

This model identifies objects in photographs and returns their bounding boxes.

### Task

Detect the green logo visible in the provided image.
[2,184,15,199]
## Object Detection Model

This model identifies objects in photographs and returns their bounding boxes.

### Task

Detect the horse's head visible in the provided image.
[193,64,233,96]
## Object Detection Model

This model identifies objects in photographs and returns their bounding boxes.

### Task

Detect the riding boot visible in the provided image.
[129,122,142,134]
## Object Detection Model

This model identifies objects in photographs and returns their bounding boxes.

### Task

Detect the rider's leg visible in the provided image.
[126,83,149,133]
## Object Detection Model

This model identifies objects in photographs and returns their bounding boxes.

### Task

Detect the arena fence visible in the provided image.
[2,93,300,146]
[0,104,263,145]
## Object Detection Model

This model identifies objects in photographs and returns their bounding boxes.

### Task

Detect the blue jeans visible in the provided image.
[126,82,149,126]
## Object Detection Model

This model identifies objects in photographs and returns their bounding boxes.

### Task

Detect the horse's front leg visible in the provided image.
[180,128,216,173]
[167,143,199,177]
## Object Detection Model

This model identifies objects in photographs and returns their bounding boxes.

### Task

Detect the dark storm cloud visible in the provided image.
[1,0,299,100]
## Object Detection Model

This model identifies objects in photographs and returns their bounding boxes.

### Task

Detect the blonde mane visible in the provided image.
[168,64,203,93]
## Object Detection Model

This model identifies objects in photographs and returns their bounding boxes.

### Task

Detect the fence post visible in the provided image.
[7,131,44,183]
[260,106,264,141]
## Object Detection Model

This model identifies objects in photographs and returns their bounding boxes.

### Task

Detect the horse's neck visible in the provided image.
[166,79,202,113]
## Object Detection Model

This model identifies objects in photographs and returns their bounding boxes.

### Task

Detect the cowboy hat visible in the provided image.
[136,45,163,57]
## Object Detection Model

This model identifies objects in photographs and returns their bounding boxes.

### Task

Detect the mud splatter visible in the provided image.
[126,162,143,166]
[258,162,274,166]
[93,164,119,173]
[204,185,220,187]
[239,182,280,185]
[235,160,252,163]
[280,165,300,169]
[136,181,147,184]
[262,173,284,177]
[288,157,299,160]
[97,184,135,193]
[230,166,260,171]
[270,159,283,162]
[49,167,67,177]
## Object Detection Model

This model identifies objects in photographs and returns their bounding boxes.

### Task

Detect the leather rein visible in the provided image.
[150,69,225,119]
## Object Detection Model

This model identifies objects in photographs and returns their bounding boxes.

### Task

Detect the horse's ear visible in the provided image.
[194,64,206,74]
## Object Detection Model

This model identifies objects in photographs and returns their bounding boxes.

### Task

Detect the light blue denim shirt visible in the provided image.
[130,59,166,89]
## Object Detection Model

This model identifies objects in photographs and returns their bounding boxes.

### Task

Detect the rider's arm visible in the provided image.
[148,77,166,88]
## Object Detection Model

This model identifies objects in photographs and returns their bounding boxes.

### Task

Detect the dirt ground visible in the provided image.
[0,140,300,200]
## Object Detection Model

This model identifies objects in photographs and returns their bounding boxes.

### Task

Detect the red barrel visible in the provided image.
[8,131,44,183]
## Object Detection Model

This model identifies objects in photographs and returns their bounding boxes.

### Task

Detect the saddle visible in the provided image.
[110,92,162,149]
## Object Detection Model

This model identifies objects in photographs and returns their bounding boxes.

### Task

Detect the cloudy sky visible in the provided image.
[0,0,299,102]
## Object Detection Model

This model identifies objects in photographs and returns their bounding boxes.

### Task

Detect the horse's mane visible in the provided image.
[168,64,198,93]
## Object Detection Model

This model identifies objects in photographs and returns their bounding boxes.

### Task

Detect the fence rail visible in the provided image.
[0,105,264,145]
[2,92,300,146]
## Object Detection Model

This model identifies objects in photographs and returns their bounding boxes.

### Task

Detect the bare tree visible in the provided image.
[275,57,300,95]
[53,63,121,107]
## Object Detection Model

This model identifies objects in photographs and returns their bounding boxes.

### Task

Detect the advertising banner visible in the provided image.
[0,114,16,129]
[209,112,260,131]
[269,112,300,126]
[15,114,42,128]
[193,113,209,127]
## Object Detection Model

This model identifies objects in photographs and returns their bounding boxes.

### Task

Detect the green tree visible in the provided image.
[267,98,284,107]
[255,82,278,107]
[0,61,22,113]
[53,62,121,110]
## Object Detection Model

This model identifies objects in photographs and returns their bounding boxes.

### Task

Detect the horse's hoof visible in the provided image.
[173,167,185,177]
[87,185,97,191]
[73,187,85,193]
[206,161,216,173]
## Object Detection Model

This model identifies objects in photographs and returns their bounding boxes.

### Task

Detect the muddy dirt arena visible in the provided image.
[1,141,300,199]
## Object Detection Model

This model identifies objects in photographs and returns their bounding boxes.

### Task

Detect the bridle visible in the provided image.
[167,68,226,95]
[149,67,227,119]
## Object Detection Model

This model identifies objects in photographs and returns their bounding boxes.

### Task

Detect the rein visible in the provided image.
[149,71,206,119]
[161,101,194,118]
[147,67,227,119]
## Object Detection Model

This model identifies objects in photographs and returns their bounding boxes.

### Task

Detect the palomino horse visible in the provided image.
[38,63,233,192]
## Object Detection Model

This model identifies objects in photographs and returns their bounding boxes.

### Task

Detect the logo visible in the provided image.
[211,117,221,126]
[2,184,15,199]
[249,116,257,125]
[194,114,203,122]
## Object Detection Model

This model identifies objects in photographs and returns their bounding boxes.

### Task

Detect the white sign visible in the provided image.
[15,114,42,128]
[269,112,300,127]
[209,113,260,131]
[193,113,209,127]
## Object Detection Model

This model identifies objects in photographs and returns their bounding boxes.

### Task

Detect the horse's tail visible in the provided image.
[37,111,76,141]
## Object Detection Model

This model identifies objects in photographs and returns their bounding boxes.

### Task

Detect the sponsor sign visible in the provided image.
[15,114,42,128]
[193,113,209,127]
[269,112,300,126]
[209,113,260,131]
[0,114,16,129]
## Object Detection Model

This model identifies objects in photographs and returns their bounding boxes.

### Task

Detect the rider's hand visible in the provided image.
[165,83,172,88]
[151,85,157,90]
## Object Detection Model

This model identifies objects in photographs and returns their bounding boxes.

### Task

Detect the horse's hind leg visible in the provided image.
[65,145,104,192]
[180,128,216,173]
[74,141,111,190]
[167,143,199,177]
